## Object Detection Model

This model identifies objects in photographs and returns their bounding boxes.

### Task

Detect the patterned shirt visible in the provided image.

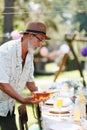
[0,39,34,116]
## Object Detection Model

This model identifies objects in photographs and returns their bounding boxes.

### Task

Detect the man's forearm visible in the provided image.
[26,82,38,92]
[0,83,41,104]
[0,83,24,103]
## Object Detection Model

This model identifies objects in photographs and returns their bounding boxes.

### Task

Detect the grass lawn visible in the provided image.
[15,63,87,129]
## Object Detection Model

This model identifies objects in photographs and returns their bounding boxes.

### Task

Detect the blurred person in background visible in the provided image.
[0,22,50,130]
[40,44,70,67]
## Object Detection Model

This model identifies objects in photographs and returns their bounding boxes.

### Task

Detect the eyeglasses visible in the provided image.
[33,34,45,43]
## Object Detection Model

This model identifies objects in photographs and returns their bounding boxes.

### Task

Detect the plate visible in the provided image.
[48,107,70,115]
[45,99,54,105]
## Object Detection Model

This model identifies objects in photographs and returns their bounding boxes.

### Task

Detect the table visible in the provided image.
[36,82,87,130]
[40,104,87,130]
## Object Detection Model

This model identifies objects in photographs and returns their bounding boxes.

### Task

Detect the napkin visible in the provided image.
[49,122,81,130]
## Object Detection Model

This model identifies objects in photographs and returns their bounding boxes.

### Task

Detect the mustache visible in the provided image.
[33,46,41,50]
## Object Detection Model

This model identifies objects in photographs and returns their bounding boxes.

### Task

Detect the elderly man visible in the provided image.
[0,22,50,130]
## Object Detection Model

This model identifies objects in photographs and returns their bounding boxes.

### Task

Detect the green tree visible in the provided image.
[2,0,15,43]
[71,0,87,35]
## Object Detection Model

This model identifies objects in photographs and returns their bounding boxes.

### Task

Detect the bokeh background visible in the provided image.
[1,0,87,129]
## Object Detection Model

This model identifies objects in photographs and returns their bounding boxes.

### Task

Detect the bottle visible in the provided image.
[78,94,86,120]
[73,99,80,122]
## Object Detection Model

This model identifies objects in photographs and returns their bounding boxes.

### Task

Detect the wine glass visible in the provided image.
[54,97,63,121]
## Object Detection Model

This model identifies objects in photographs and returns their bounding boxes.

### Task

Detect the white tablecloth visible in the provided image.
[41,105,87,130]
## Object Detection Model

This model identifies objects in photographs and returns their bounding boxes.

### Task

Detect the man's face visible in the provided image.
[28,34,46,54]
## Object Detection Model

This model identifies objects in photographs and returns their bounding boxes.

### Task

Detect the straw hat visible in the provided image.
[21,22,50,40]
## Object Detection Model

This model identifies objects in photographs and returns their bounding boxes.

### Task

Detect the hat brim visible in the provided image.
[45,35,50,40]
[20,31,51,40]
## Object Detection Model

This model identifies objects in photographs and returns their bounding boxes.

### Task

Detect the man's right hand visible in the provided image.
[23,96,43,104]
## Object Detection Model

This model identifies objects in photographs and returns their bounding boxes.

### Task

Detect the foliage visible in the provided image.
[73,12,87,34]
[0,0,87,41]
[63,79,83,94]
[70,0,87,35]
[0,1,87,32]
[0,0,87,60]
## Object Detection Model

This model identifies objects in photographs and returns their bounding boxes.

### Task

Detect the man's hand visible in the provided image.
[23,96,43,104]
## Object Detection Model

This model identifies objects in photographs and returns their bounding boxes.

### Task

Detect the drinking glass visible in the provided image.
[54,97,63,121]
[73,105,80,122]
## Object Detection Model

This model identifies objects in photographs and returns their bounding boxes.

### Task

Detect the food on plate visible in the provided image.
[32,91,51,101]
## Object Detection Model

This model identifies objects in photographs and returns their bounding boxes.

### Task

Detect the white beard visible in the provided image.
[28,46,35,54]
[28,39,41,54]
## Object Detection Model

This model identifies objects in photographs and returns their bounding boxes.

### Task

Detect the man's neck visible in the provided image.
[21,41,28,61]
